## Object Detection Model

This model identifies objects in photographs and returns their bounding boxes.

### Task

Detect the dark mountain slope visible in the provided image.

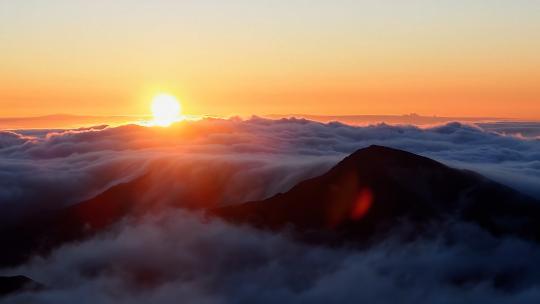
[0,174,152,268]
[0,275,43,297]
[212,145,540,243]
[0,163,238,267]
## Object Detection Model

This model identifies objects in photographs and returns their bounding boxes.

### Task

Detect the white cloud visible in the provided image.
[3,211,540,304]
[1,118,539,220]
[1,117,540,303]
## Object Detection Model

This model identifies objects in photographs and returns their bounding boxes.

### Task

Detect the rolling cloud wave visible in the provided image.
[1,118,539,216]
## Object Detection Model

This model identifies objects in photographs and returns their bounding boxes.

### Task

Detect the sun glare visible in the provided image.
[151,94,182,126]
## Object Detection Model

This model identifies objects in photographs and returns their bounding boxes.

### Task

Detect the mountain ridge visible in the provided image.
[211,145,540,243]
[1,145,539,269]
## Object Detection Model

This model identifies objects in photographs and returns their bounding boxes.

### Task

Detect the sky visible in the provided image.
[1,0,539,119]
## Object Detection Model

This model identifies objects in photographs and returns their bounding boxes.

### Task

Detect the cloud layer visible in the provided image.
[1,117,540,303]
[1,118,539,217]
[4,211,540,304]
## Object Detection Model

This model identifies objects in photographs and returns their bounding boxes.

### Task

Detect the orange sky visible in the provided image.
[1,1,539,119]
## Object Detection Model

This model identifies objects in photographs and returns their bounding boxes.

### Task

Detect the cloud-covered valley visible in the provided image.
[1,117,540,303]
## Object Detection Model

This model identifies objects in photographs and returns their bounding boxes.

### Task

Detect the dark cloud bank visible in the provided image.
[1,117,540,303]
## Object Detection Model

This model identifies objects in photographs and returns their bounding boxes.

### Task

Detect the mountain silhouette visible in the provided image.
[0,174,152,267]
[0,275,43,297]
[212,145,540,243]
[2,145,539,268]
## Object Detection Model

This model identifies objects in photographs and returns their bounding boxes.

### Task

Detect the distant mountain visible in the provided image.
[0,114,146,129]
[212,146,540,244]
[266,114,507,125]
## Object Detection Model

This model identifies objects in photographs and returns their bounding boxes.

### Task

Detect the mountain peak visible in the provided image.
[342,145,443,168]
[212,145,540,244]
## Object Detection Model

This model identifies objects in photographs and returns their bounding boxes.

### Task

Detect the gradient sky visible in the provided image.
[1,0,539,119]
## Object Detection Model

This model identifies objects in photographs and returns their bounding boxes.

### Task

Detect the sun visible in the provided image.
[151,94,182,126]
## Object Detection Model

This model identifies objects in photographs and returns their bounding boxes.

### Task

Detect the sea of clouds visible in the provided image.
[1,117,539,303]
[4,210,540,304]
